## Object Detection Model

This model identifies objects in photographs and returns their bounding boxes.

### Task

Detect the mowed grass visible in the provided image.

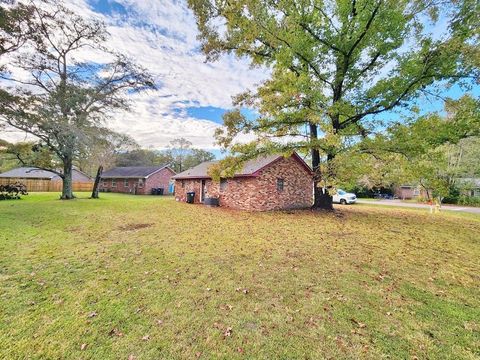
[0,193,479,359]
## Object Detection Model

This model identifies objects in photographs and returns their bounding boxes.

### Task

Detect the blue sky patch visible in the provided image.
[184,106,258,125]
[87,0,128,16]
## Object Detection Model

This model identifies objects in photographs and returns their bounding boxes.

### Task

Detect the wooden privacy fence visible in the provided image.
[0,178,93,192]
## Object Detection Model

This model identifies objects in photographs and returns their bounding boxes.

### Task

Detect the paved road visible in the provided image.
[356,199,480,215]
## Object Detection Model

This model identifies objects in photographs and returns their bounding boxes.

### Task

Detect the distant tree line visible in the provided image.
[0,136,216,176]
[114,138,215,173]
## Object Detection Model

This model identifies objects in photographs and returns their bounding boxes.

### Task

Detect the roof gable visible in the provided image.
[172,152,312,180]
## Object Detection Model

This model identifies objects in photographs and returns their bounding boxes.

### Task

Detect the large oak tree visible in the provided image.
[0,0,155,199]
[188,0,479,209]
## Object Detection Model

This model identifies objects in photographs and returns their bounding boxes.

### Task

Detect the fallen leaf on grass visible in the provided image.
[80,343,87,350]
[350,318,366,328]
[142,334,150,341]
[223,327,233,338]
[88,311,98,318]
[128,355,136,360]
[108,328,124,337]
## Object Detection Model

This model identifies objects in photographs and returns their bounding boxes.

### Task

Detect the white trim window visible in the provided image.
[138,179,144,188]
[124,179,129,187]
[111,179,117,188]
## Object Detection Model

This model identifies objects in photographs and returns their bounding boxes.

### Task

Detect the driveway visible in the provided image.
[356,199,480,215]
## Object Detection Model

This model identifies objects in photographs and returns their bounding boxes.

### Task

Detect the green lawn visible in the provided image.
[1,193,479,359]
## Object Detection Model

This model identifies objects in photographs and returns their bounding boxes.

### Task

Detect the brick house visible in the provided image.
[394,185,430,200]
[172,152,313,211]
[100,165,175,195]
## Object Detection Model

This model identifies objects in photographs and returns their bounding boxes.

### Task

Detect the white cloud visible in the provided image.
[76,0,267,148]
[3,0,267,149]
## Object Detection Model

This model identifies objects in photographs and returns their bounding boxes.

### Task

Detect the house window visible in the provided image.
[220,178,227,191]
[181,180,185,188]
[138,179,144,188]
[474,188,480,197]
[111,179,116,187]
[413,188,420,196]
[277,178,284,192]
[102,180,108,187]
[124,179,129,187]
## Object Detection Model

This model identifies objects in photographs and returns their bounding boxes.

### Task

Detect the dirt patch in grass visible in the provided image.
[118,223,154,231]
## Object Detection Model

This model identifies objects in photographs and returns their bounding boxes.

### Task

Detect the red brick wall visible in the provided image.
[100,168,175,195]
[100,178,137,194]
[174,156,313,211]
[174,178,203,203]
[394,186,428,200]
[143,167,175,195]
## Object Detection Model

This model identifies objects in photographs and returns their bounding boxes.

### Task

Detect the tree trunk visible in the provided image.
[60,157,75,199]
[310,122,333,210]
[90,165,103,199]
[313,184,334,210]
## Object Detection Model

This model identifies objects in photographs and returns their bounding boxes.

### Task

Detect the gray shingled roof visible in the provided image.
[0,167,58,179]
[101,165,170,179]
[0,167,92,181]
[172,153,311,179]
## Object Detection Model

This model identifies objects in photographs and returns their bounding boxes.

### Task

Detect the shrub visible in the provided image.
[0,183,28,200]
[457,195,480,207]
[443,186,460,204]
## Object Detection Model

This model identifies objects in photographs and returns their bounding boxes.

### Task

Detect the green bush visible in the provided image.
[457,195,480,207]
[0,183,28,200]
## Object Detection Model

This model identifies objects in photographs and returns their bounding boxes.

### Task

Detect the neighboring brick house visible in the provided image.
[172,152,313,211]
[394,185,429,200]
[100,165,175,195]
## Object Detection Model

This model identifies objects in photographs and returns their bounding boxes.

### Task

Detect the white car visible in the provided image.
[333,189,357,205]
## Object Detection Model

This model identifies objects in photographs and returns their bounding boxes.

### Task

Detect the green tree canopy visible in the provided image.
[188,0,480,209]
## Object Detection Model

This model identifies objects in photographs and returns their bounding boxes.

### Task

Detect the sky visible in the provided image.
[2,0,478,157]
[2,0,268,154]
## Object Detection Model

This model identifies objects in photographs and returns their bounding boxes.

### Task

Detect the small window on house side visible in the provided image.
[277,178,284,192]
[102,180,108,187]
[220,178,227,191]
[181,180,185,188]
[138,179,144,188]
[111,179,116,187]
[124,179,129,187]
